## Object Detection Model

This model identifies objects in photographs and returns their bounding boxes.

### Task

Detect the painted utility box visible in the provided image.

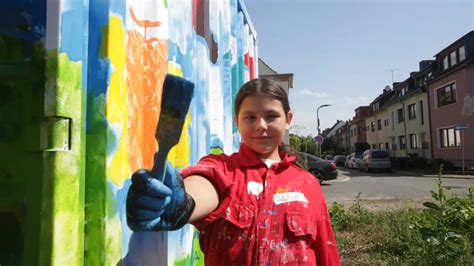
[0,0,257,265]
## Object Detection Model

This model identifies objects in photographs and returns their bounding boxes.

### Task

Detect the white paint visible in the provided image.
[273,192,309,205]
[247,181,264,199]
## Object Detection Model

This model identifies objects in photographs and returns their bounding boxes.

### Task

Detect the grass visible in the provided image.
[330,174,474,265]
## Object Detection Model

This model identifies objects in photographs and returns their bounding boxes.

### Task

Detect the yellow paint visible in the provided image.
[103,16,131,185]
[167,63,191,168]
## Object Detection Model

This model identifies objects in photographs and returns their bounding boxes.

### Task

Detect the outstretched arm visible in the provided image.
[184,175,219,223]
[126,162,219,231]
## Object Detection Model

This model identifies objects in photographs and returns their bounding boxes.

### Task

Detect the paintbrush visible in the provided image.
[151,74,194,182]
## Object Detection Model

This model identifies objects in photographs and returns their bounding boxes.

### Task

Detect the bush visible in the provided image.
[329,173,474,264]
[408,156,428,169]
[431,159,454,173]
[416,171,474,264]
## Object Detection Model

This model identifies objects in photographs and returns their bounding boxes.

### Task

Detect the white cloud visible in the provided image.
[299,89,331,99]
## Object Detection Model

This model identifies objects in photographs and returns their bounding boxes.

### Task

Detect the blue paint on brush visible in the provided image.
[152,74,195,182]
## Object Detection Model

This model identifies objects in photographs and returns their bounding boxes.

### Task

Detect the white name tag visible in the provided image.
[273,192,309,205]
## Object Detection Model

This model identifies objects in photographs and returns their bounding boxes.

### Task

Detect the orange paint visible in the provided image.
[126,7,168,171]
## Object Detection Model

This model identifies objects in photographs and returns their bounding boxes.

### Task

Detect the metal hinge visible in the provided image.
[40,116,71,151]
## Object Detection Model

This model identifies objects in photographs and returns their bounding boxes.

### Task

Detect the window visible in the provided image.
[450,51,457,66]
[409,134,418,149]
[397,108,404,123]
[379,143,384,149]
[391,112,395,130]
[459,45,466,61]
[439,127,461,148]
[371,122,375,132]
[419,100,424,125]
[377,119,382,130]
[443,56,449,70]
[372,144,377,149]
[399,135,406,149]
[384,119,389,126]
[385,142,389,150]
[408,103,416,120]
[437,83,456,107]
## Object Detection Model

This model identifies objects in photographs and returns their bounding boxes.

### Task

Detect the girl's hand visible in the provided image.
[126,162,195,231]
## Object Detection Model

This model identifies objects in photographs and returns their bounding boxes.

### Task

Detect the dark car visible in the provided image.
[333,155,347,166]
[296,152,338,184]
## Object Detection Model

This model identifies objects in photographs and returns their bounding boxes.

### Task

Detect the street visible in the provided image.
[321,167,474,207]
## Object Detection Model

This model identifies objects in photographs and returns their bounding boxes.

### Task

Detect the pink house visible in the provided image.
[428,31,474,169]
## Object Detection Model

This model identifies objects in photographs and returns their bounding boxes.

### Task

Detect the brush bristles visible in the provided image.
[161,74,195,120]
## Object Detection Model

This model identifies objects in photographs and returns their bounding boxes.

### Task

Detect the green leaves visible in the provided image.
[422,202,440,210]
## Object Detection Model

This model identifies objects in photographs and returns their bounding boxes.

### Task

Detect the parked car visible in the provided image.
[296,152,338,184]
[333,155,347,166]
[359,149,391,172]
[345,152,363,169]
[324,154,334,160]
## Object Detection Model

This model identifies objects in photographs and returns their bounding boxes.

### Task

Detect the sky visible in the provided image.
[245,0,474,136]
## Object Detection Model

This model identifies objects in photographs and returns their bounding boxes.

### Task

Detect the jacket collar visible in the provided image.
[236,143,296,167]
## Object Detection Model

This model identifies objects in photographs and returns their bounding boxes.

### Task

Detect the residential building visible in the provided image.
[325,120,346,138]
[336,122,351,153]
[349,106,370,152]
[365,87,394,150]
[385,67,433,159]
[427,31,474,168]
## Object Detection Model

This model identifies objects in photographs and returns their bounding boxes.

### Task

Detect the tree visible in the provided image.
[355,142,370,153]
[321,136,337,155]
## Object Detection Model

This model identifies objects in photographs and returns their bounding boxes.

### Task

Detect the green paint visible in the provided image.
[84,92,122,265]
[0,34,46,266]
[84,93,107,266]
[231,56,245,133]
[39,50,86,265]
[191,229,205,265]
[210,146,224,155]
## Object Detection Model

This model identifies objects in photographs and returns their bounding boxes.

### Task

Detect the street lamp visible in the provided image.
[317,104,331,135]
[316,104,331,157]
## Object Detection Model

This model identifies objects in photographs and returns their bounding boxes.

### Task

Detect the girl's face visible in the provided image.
[235,95,293,160]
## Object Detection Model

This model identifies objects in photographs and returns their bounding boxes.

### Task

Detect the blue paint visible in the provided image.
[118,179,132,255]
[110,0,126,23]
[60,0,86,61]
[87,0,111,95]
[0,1,46,41]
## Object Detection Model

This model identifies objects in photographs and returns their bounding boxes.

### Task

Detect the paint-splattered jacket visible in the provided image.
[181,144,340,266]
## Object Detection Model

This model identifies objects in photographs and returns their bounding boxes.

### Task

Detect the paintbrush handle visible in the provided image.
[151,146,171,183]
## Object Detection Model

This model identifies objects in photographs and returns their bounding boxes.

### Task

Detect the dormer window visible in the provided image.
[443,45,466,70]
[459,45,466,61]
[443,56,449,70]
[450,51,457,65]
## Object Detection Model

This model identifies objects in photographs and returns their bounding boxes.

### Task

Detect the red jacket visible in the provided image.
[181,144,340,265]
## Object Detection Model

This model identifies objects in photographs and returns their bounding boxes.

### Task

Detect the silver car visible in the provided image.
[360,149,391,172]
[345,152,363,169]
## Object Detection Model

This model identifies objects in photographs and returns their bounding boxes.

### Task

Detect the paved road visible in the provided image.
[321,167,474,204]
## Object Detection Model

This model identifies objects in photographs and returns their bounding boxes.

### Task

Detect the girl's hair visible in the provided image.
[234,78,293,155]
[234,78,291,117]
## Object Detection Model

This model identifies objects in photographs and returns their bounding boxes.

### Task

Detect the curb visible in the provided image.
[394,170,474,180]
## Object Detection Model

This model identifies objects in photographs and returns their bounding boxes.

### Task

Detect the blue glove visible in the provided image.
[126,161,195,231]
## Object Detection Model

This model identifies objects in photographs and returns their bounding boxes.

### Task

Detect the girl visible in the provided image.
[127,78,340,265]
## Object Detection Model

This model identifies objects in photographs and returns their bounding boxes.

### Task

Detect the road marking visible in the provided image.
[328,175,350,182]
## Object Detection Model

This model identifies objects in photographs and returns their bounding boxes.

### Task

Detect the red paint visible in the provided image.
[244,53,254,79]
[181,144,340,265]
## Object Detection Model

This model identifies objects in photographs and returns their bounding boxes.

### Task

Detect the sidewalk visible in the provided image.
[394,169,474,180]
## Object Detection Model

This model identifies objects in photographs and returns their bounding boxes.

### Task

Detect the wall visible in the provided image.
[0,0,257,265]
[428,65,474,168]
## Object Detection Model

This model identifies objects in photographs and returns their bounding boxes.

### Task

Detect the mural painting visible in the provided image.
[0,0,257,265]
